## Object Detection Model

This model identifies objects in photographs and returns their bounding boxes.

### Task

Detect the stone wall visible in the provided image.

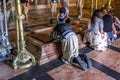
[114,0,120,18]
[83,0,115,9]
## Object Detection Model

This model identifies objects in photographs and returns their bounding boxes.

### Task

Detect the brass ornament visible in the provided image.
[13,0,36,69]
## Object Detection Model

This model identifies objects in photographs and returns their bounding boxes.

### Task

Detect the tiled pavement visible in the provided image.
[0,8,120,80]
[9,36,120,80]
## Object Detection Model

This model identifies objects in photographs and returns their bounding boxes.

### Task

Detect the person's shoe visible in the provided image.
[25,23,28,27]
[73,56,87,71]
[24,23,28,32]
[79,53,92,69]
[108,40,112,45]
[50,18,55,24]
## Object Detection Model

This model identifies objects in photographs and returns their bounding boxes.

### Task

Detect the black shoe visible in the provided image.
[73,56,87,71]
[23,22,28,27]
[24,27,28,32]
[24,23,28,32]
[50,18,55,24]
[79,53,92,69]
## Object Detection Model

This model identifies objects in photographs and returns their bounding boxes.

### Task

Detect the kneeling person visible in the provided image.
[52,23,92,71]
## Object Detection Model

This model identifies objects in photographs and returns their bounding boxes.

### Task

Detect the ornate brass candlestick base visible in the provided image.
[12,0,36,69]
[13,49,36,69]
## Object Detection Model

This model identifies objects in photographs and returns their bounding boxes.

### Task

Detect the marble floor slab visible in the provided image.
[48,64,115,80]
[89,49,120,73]
[0,63,26,80]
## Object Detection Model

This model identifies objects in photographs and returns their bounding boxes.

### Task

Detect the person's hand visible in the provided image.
[101,33,104,39]
[63,20,65,23]
[50,5,52,8]
[26,3,29,7]
[114,31,117,35]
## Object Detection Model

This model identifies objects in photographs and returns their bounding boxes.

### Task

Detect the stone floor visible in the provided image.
[0,7,120,80]
[9,38,120,80]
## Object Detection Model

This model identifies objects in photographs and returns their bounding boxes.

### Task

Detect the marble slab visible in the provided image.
[48,64,115,80]
[0,62,26,80]
[111,38,120,48]
[90,49,120,73]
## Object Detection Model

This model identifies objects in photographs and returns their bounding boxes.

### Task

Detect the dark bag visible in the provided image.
[51,31,62,40]
[51,23,72,40]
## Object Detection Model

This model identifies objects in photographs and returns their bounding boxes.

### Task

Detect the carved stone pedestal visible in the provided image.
[25,24,87,65]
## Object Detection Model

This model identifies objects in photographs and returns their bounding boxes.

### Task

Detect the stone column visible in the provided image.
[35,0,38,6]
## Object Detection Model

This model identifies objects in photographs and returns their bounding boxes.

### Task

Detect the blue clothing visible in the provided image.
[62,30,75,39]
[57,21,63,24]
[103,14,112,32]
[103,14,113,39]
[88,17,104,33]
[61,0,68,8]
[51,0,58,3]
[107,32,113,39]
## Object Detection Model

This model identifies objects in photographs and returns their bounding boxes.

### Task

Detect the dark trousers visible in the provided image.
[77,7,82,16]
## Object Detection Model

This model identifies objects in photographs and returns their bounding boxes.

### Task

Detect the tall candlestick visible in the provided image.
[108,0,111,11]
[96,0,98,9]
[91,0,94,16]
[102,0,105,7]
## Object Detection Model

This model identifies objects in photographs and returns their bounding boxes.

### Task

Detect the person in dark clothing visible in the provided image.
[102,8,117,44]
[20,0,26,3]
[103,14,113,33]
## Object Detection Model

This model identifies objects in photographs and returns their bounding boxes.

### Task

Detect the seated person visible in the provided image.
[51,23,92,71]
[88,9,107,51]
[113,16,120,31]
[108,9,120,31]
[57,7,69,24]
[102,8,117,44]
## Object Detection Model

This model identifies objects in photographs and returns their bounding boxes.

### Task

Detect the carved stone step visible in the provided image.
[25,34,86,65]
[27,24,55,33]
[25,36,60,65]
